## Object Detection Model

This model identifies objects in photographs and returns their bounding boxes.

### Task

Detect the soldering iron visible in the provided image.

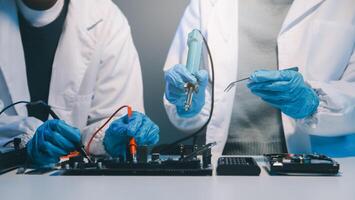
[184,29,204,111]
[159,29,216,153]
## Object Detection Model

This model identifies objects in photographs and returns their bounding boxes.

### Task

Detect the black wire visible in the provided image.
[0,101,30,147]
[0,101,31,116]
[0,100,59,119]
[192,134,198,147]
[2,140,15,147]
[2,138,22,148]
[160,30,215,154]
[1,101,60,147]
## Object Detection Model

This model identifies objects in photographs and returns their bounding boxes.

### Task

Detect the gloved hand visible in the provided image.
[26,120,81,167]
[103,111,160,157]
[247,69,319,119]
[164,64,209,118]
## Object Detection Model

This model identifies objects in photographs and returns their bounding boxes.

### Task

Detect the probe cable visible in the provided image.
[86,105,131,155]
[0,101,60,147]
[0,101,31,116]
[0,100,60,119]
[0,100,92,162]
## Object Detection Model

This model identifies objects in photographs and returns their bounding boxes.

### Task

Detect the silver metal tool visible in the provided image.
[224,67,299,92]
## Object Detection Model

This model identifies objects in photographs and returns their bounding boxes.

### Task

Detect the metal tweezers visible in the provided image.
[224,67,299,93]
[224,77,250,92]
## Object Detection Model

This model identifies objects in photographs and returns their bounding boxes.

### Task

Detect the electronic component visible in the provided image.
[56,143,215,176]
[76,145,93,163]
[264,154,340,176]
[0,139,27,174]
[57,157,211,176]
[0,149,27,174]
[216,157,261,176]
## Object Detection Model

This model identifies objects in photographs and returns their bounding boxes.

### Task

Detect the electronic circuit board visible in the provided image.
[264,154,340,176]
[56,143,215,176]
[57,156,212,176]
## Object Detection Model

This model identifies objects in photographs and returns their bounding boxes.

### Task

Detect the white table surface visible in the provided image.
[0,157,354,200]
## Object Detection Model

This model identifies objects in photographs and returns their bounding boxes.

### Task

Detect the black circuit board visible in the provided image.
[57,156,213,176]
[0,148,27,174]
[264,154,340,175]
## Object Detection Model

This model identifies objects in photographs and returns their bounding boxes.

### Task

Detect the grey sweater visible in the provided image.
[223,0,293,155]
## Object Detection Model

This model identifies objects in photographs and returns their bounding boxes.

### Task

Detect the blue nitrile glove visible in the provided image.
[247,69,319,119]
[26,120,81,167]
[164,64,209,118]
[103,111,160,157]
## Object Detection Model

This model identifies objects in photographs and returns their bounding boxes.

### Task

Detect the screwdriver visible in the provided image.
[127,106,138,163]
[224,67,299,92]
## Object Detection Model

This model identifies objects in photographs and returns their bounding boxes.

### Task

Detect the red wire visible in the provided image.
[86,105,131,154]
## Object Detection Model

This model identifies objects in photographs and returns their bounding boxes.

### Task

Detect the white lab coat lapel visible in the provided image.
[202,0,218,32]
[0,0,30,115]
[48,1,96,111]
[279,0,325,36]
[203,0,236,93]
[0,0,97,118]
[203,0,238,155]
[204,0,232,44]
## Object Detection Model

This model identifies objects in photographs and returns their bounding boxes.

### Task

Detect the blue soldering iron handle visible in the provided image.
[186,29,203,75]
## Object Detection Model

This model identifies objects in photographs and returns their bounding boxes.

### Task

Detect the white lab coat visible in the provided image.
[164,0,355,158]
[0,0,144,155]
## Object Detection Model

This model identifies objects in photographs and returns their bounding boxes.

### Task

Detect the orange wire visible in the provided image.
[86,105,131,154]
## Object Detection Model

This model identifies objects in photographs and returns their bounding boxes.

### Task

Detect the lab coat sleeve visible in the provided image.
[300,48,355,137]
[163,0,212,133]
[0,114,42,148]
[81,2,144,155]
